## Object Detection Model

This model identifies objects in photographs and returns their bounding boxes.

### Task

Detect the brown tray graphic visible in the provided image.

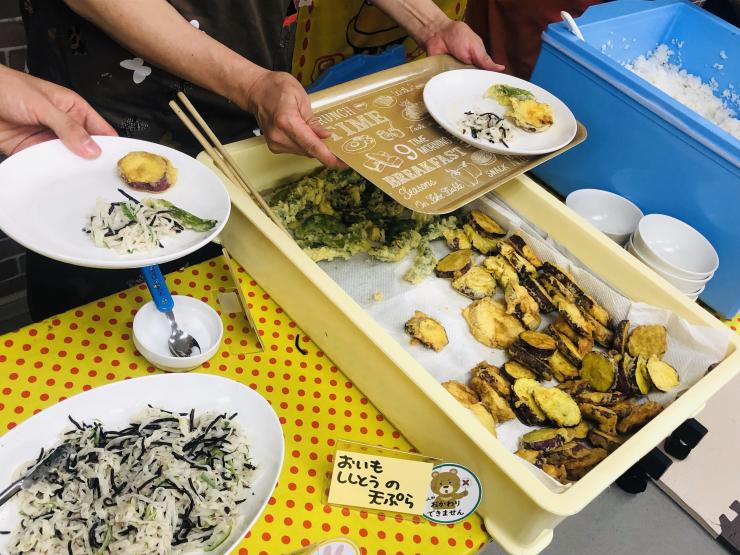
[311,55,587,215]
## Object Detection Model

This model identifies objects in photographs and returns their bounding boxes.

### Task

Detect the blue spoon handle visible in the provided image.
[141,265,174,313]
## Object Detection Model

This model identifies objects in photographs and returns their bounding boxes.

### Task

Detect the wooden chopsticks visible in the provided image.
[168,92,289,233]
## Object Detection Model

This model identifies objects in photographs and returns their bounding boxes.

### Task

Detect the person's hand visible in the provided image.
[244,70,343,168]
[0,66,117,158]
[424,20,505,72]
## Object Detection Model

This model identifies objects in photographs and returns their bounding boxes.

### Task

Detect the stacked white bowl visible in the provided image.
[627,214,719,301]
[566,189,643,246]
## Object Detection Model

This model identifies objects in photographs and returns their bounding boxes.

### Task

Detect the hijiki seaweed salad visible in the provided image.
[7,407,255,555]
[83,190,217,255]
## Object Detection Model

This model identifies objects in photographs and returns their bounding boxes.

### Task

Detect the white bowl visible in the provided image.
[634,214,719,279]
[566,189,643,245]
[627,238,711,293]
[133,296,223,372]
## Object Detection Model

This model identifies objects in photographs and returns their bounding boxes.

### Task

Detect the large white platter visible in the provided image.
[423,69,578,156]
[0,137,230,269]
[0,373,283,555]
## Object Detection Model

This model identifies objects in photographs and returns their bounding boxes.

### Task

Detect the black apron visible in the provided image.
[21,0,294,320]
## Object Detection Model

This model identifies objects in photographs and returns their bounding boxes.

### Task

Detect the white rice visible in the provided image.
[10,408,255,555]
[458,111,514,147]
[626,44,740,140]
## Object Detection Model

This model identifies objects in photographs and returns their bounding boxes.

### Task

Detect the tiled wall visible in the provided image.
[0,0,28,302]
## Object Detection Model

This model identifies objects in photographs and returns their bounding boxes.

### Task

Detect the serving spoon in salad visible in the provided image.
[0,444,74,508]
[141,265,201,357]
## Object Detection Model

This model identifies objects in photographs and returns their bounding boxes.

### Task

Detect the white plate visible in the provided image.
[423,69,578,156]
[0,137,231,269]
[0,373,283,555]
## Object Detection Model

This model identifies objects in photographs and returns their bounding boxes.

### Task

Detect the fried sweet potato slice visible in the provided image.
[555,298,594,338]
[508,343,552,380]
[464,224,500,255]
[516,448,544,467]
[545,441,592,465]
[508,234,543,269]
[579,403,618,435]
[518,331,557,358]
[469,402,497,436]
[646,356,680,392]
[610,400,637,419]
[557,379,590,396]
[471,362,512,400]
[499,241,538,277]
[452,266,497,299]
[533,387,582,427]
[588,429,624,453]
[520,273,556,313]
[442,228,471,251]
[501,361,540,382]
[634,355,652,394]
[585,312,614,348]
[580,352,617,392]
[627,325,668,358]
[471,376,516,422]
[435,249,474,278]
[470,209,507,238]
[564,447,608,480]
[541,262,610,326]
[520,428,567,452]
[405,311,448,352]
[613,320,630,354]
[483,255,519,289]
[576,390,625,407]
[542,463,568,483]
[617,401,663,434]
[512,378,547,426]
[560,420,591,441]
[548,351,580,382]
[463,298,525,349]
[442,380,479,407]
[504,282,541,331]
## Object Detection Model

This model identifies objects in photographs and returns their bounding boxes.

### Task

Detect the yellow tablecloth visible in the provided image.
[0,257,488,555]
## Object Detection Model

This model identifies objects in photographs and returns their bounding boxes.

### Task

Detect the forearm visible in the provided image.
[372,0,450,46]
[64,0,265,110]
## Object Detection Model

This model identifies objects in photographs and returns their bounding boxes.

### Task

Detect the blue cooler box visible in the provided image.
[530,0,740,318]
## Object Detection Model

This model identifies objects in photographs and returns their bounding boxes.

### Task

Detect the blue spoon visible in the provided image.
[141,265,201,358]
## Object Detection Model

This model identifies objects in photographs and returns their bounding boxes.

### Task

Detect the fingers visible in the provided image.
[306,116,331,139]
[41,105,102,159]
[83,105,118,137]
[286,117,343,168]
[471,48,506,72]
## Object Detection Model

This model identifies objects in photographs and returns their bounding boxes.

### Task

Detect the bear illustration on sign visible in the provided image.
[430,468,468,510]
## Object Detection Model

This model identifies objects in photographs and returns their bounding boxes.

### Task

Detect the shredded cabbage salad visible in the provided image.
[83,191,216,255]
[458,111,514,147]
[10,407,255,555]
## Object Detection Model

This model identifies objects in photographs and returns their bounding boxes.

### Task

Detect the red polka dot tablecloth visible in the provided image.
[0,256,489,555]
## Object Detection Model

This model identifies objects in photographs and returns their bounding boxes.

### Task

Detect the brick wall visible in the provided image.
[0,0,28,302]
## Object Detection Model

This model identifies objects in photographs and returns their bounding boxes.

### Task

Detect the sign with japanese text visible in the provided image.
[327,450,433,516]
[316,73,585,214]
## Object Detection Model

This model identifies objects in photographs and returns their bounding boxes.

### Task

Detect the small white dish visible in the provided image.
[566,189,643,245]
[133,295,223,372]
[627,238,711,293]
[423,69,578,156]
[633,214,719,279]
[0,373,284,555]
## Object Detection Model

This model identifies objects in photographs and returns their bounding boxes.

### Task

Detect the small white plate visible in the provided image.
[423,69,578,156]
[0,373,283,555]
[0,137,230,269]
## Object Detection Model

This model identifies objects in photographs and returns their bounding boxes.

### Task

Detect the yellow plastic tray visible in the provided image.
[196,75,740,555]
